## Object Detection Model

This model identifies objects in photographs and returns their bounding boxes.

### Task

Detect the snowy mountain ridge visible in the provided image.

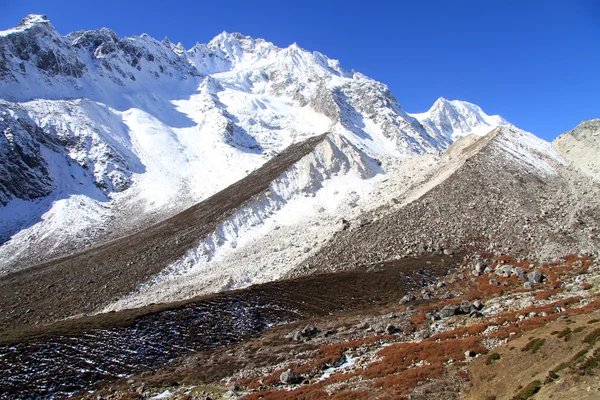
[0,14,511,277]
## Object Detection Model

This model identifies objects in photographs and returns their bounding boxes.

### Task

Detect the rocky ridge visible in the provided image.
[292,125,600,275]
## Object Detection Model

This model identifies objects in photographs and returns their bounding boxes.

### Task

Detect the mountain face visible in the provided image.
[1,14,597,330]
[0,14,508,272]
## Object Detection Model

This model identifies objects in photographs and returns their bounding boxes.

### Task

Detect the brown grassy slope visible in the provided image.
[466,314,600,400]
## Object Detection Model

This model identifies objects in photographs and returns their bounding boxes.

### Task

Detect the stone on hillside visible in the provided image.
[472,300,484,310]
[441,304,460,318]
[524,281,535,289]
[496,265,513,278]
[385,324,397,334]
[514,267,526,281]
[528,270,543,283]
[399,294,415,305]
[460,300,472,314]
[301,324,318,337]
[415,329,430,341]
[280,369,301,385]
[474,261,486,273]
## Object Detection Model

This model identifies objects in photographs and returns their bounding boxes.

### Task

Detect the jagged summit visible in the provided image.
[412,97,509,141]
[17,14,49,28]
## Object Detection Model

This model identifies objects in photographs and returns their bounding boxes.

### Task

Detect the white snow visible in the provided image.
[411,97,510,142]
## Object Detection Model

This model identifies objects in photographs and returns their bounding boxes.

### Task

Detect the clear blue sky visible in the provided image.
[2,0,599,140]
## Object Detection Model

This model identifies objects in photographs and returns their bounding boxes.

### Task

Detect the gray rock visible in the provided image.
[385,324,397,334]
[460,300,472,314]
[441,304,460,318]
[415,329,430,341]
[443,249,455,256]
[465,350,478,358]
[524,281,535,289]
[399,294,415,305]
[280,369,301,385]
[496,265,513,278]
[301,324,318,337]
[514,267,526,281]
[472,300,484,310]
[489,279,499,286]
[474,261,486,273]
[528,270,543,283]
[469,310,484,318]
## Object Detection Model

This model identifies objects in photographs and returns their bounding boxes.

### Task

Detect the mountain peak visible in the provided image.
[0,14,54,37]
[209,31,252,45]
[17,14,50,29]
[412,98,509,141]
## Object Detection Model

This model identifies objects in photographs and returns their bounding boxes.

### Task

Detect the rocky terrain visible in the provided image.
[69,252,600,399]
[294,125,600,275]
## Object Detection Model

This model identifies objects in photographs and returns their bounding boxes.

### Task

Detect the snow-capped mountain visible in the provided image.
[0,15,508,278]
[412,97,510,142]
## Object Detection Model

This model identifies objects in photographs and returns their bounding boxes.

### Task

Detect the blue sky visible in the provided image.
[1,0,598,140]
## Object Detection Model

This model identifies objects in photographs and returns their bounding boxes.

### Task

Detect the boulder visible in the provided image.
[441,304,460,318]
[524,281,535,289]
[514,267,526,281]
[385,324,397,335]
[496,265,513,278]
[472,300,484,310]
[460,300,472,314]
[415,329,430,341]
[301,324,318,337]
[280,369,301,385]
[474,261,486,273]
[528,270,543,283]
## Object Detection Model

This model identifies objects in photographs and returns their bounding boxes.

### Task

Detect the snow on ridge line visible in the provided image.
[491,126,564,174]
[104,133,380,311]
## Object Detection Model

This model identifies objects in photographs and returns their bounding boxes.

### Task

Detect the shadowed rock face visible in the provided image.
[0,15,86,80]
[0,103,53,206]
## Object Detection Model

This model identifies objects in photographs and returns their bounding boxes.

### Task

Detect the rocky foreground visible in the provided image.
[71,251,600,400]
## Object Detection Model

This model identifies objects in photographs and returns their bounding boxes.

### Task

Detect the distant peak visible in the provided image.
[210,31,250,43]
[17,14,50,29]
[433,97,452,106]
